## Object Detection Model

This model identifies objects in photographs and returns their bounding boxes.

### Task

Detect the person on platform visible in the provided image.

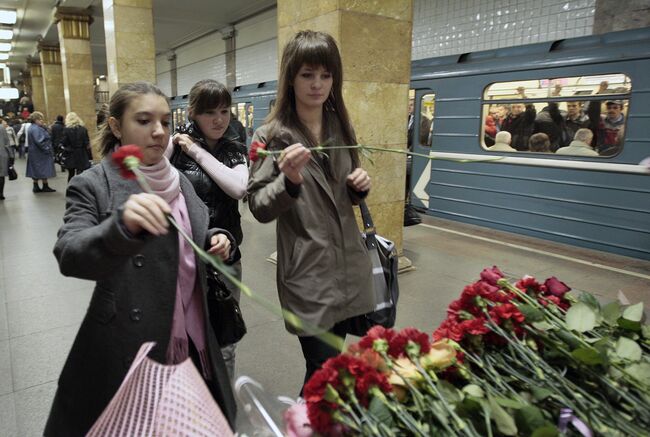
[44,82,237,436]
[25,112,57,193]
[168,79,249,380]
[60,112,92,182]
[247,30,375,392]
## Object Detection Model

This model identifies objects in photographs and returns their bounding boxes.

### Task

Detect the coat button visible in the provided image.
[133,254,145,267]
[130,308,143,322]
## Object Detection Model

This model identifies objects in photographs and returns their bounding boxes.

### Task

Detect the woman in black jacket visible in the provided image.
[61,112,91,182]
[168,79,248,380]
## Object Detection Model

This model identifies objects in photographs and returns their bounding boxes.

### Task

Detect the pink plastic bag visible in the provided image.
[87,342,233,437]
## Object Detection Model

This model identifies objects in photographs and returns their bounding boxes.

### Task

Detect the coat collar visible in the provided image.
[304,156,337,209]
[100,158,208,246]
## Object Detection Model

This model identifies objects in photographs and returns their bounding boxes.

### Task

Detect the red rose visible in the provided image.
[544,276,571,297]
[249,140,267,162]
[111,145,143,179]
[480,266,504,286]
[388,327,431,358]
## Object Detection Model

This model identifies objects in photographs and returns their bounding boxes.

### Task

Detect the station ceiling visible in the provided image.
[0,0,276,79]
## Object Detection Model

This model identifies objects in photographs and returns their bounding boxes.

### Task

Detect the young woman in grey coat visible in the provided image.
[44,82,237,436]
[247,31,375,391]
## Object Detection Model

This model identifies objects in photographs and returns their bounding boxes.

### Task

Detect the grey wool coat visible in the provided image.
[247,125,375,336]
[44,158,236,436]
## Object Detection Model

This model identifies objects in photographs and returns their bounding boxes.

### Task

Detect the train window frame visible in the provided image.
[480,73,631,159]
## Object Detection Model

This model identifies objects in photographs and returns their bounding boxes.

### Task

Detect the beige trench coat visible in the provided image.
[247,125,375,335]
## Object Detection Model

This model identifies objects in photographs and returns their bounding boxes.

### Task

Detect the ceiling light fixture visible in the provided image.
[0,53,8,60]
[0,43,11,52]
[0,10,17,25]
[0,29,13,40]
[0,87,19,99]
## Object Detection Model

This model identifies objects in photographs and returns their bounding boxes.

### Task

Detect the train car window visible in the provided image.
[481,74,631,157]
[418,94,435,147]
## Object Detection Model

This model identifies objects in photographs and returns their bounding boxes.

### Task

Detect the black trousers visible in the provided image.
[298,320,350,395]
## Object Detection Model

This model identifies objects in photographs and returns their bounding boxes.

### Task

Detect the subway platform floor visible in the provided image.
[0,158,649,436]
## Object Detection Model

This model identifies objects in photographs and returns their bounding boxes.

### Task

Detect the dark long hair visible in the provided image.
[97,82,168,156]
[188,79,231,117]
[266,30,359,167]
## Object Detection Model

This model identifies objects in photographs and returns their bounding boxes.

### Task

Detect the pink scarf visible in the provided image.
[138,157,211,379]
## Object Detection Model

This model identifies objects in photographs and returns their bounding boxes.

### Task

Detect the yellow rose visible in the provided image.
[421,340,456,371]
[388,357,424,388]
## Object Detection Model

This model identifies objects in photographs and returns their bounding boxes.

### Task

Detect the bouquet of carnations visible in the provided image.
[285,267,650,436]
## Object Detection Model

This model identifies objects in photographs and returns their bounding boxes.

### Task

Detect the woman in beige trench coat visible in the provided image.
[247,30,375,391]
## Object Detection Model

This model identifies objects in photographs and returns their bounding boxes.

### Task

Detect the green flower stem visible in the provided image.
[373,389,429,437]
[257,143,503,164]
[407,351,479,437]
[488,318,647,435]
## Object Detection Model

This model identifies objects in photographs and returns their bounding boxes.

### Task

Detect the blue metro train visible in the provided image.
[169,28,650,260]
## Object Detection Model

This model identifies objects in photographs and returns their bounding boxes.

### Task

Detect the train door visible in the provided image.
[409,89,435,210]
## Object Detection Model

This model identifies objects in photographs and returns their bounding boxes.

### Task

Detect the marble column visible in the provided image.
[27,63,46,116]
[593,0,650,34]
[277,1,413,257]
[55,7,97,137]
[102,0,156,94]
[39,44,67,123]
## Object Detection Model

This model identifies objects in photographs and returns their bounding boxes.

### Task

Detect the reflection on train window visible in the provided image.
[418,94,435,147]
[269,99,276,111]
[481,74,631,157]
[246,104,255,138]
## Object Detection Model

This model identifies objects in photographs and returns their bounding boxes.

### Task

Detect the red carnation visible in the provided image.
[433,319,464,342]
[480,266,504,286]
[249,140,267,162]
[111,145,143,179]
[388,327,431,358]
[516,275,546,295]
[544,276,571,297]
[489,303,525,324]
[459,318,490,336]
[358,325,396,351]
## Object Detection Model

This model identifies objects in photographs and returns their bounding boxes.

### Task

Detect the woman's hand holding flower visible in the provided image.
[208,233,231,261]
[172,133,197,154]
[122,193,171,236]
[346,167,371,193]
[278,143,311,184]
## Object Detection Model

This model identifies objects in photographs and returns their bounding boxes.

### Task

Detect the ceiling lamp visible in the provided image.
[0,29,13,40]
[0,53,7,60]
[0,10,16,25]
[0,87,18,99]
[0,43,10,52]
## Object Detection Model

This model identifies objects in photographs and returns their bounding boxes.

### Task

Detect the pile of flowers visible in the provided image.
[285,267,650,436]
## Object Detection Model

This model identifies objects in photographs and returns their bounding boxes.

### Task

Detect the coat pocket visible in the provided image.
[88,286,117,324]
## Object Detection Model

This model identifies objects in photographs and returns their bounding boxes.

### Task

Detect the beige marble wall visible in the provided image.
[39,48,67,123]
[27,66,46,116]
[102,0,156,94]
[57,12,98,156]
[593,0,650,34]
[277,1,413,252]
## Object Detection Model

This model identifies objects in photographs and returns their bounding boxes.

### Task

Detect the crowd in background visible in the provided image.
[483,81,627,157]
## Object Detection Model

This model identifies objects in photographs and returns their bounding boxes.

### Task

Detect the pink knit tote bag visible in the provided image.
[87,342,233,437]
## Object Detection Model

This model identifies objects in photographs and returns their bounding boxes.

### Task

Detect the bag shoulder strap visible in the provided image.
[359,200,375,233]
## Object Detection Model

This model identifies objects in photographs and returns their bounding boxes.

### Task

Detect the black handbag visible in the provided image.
[347,200,400,336]
[8,166,17,180]
[206,267,247,346]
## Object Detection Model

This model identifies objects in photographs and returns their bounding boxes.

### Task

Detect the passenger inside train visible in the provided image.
[481,74,630,157]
